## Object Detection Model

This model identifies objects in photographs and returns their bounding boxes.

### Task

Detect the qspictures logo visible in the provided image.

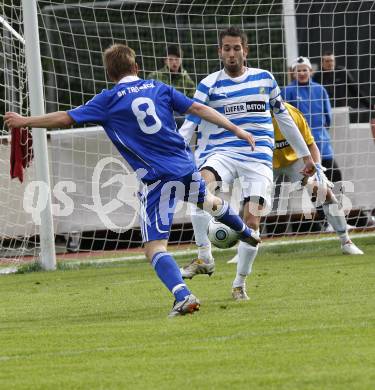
[22,156,355,231]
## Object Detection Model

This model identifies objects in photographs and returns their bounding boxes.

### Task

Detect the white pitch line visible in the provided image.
[2,232,372,271]
[61,231,375,266]
[0,266,18,275]
[259,231,375,247]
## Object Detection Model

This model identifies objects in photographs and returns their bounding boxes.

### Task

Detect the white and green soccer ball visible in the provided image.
[207,219,239,249]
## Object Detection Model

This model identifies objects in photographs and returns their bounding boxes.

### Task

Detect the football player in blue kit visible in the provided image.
[4,44,261,317]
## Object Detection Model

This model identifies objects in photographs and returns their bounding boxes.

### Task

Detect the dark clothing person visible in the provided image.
[148,45,195,98]
[313,66,372,122]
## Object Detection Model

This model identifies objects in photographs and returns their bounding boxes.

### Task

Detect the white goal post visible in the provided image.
[0,0,374,266]
[22,0,56,270]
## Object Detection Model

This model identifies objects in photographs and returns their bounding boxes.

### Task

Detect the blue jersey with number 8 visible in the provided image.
[68,78,195,182]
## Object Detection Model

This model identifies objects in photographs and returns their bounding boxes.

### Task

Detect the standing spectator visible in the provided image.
[313,51,374,122]
[148,45,196,98]
[282,56,335,172]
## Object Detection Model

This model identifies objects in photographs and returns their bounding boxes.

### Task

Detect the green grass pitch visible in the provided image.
[0,236,374,389]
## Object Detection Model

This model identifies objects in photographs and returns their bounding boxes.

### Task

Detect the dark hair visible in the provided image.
[103,44,137,82]
[322,50,334,57]
[219,26,248,48]
[166,44,183,58]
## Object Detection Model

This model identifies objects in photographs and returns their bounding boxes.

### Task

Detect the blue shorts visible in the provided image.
[138,171,206,242]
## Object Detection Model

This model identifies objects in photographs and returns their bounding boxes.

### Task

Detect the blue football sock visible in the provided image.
[213,201,253,238]
[151,252,191,302]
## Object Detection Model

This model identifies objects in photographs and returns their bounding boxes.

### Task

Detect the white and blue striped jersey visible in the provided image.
[183,68,281,169]
[180,67,310,171]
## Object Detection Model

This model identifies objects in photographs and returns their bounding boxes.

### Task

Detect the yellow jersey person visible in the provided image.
[274,103,362,254]
[230,102,363,261]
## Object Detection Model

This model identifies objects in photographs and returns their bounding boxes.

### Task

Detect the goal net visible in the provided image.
[0,1,36,267]
[1,0,374,267]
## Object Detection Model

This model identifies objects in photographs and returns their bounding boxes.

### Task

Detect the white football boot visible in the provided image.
[341,241,364,255]
[232,286,249,301]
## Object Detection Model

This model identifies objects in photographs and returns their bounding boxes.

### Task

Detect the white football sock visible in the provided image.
[232,241,259,288]
[322,203,349,244]
[198,245,214,263]
[191,206,213,263]
[338,233,351,245]
[210,200,228,218]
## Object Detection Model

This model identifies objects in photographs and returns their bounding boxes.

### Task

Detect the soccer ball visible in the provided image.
[207,219,239,249]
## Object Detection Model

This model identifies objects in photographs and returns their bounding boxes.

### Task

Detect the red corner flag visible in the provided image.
[10,127,34,183]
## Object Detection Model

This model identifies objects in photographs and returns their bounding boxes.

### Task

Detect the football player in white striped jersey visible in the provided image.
[179,27,315,300]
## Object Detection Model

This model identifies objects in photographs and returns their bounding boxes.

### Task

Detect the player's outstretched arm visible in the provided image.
[187,102,255,150]
[4,111,74,130]
[308,142,321,164]
[274,109,311,159]
[301,141,320,176]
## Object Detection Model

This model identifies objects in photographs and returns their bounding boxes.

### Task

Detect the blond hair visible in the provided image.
[103,44,137,82]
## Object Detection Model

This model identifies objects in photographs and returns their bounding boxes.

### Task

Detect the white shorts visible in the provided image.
[200,154,273,207]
